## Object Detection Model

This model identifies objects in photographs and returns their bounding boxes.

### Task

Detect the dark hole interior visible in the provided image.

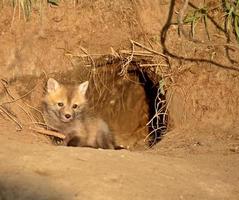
[134,69,167,147]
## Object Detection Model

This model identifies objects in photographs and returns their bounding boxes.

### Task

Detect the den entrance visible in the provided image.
[54,55,168,149]
[0,52,168,150]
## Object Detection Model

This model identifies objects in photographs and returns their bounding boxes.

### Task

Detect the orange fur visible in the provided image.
[42,78,115,149]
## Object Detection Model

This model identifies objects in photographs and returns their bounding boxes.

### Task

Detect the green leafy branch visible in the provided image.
[183,6,210,40]
[224,0,239,42]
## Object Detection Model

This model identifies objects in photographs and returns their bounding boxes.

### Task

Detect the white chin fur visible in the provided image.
[60,118,72,123]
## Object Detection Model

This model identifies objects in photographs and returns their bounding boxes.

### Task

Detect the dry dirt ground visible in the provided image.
[0,0,239,200]
[0,127,239,200]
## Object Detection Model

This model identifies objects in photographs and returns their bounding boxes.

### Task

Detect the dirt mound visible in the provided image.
[1,136,239,200]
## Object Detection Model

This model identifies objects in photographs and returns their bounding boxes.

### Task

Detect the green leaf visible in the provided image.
[234,16,239,42]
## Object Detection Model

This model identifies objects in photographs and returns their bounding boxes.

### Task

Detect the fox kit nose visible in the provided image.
[65,114,71,119]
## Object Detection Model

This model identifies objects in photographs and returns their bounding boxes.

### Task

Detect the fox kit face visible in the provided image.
[45,78,89,123]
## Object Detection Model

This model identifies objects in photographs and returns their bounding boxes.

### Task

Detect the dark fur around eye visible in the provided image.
[58,102,64,107]
[72,104,78,109]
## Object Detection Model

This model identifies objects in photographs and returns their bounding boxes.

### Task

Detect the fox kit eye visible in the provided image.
[72,104,78,109]
[57,102,64,107]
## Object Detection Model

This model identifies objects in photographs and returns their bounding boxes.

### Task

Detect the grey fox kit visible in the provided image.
[42,78,115,149]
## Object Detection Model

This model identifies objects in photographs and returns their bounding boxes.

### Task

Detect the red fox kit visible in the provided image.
[42,78,115,149]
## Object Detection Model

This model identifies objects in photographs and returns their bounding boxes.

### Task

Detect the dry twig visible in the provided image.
[0,105,23,130]
[29,127,66,139]
[131,40,168,59]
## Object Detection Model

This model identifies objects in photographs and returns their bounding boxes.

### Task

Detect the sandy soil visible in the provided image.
[0,131,238,200]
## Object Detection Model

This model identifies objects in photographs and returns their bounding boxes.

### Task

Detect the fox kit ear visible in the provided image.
[47,78,60,93]
[78,81,89,96]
